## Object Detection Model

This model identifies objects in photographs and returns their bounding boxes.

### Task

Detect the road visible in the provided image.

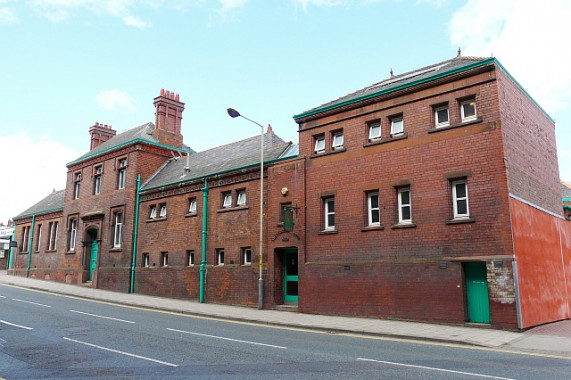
[1,284,570,380]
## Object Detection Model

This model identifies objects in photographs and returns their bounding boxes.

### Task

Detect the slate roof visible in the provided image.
[141,130,295,191]
[562,181,571,200]
[294,56,493,120]
[13,190,65,220]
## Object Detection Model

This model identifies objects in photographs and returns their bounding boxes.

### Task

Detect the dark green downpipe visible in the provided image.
[200,179,208,303]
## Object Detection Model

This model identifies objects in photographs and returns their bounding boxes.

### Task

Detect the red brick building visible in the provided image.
[9,55,571,330]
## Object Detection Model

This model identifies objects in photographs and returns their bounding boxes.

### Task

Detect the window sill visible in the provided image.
[361,225,384,232]
[146,217,167,223]
[185,212,198,218]
[391,222,417,229]
[66,250,76,255]
[363,133,408,148]
[318,229,338,235]
[18,251,29,255]
[428,117,483,134]
[310,146,346,159]
[109,247,123,252]
[445,217,475,225]
[217,205,249,213]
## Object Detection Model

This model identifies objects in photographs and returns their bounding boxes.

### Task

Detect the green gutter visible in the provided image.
[199,179,208,303]
[13,207,63,221]
[141,155,295,193]
[67,138,190,166]
[26,215,35,278]
[293,57,553,123]
[130,174,141,294]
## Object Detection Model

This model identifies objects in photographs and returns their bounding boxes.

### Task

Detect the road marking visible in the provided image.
[358,358,516,380]
[69,310,135,324]
[166,327,287,349]
[0,320,34,330]
[0,295,6,298]
[62,337,178,367]
[12,298,51,308]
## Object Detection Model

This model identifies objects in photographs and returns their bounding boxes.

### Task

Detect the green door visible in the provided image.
[464,262,490,323]
[89,231,98,282]
[283,249,298,302]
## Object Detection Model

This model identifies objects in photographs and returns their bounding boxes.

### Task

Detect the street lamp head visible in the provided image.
[227,108,241,118]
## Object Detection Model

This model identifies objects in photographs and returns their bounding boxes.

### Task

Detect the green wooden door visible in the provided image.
[89,231,98,282]
[283,249,298,302]
[464,262,490,323]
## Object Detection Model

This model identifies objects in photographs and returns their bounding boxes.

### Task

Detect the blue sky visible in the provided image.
[1,0,570,224]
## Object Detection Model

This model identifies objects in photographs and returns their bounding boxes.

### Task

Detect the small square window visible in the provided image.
[237,190,247,206]
[332,131,344,150]
[187,251,195,266]
[216,249,225,266]
[242,247,252,265]
[390,116,404,137]
[460,99,477,122]
[222,192,232,208]
[159,204,167,217]
[149,205,157,219]
[434,105,450,128]
[314,135,325,154]
[188,198,197,214]
[368,121,381,141]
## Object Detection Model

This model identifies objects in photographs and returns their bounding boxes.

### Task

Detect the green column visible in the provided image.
[130,174,141,293]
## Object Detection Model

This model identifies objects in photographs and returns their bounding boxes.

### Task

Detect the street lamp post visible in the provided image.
[227,108,265,310]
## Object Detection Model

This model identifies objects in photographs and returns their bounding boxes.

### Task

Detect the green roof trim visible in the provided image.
[13,206,64,220]
[293,57,554,123]
[563,198,571,202]
[67,138,189,166]
[140,155,296,193]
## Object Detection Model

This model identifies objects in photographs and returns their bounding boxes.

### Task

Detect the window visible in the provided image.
[332,131,344,150]
[113,212,123,248]
[159,203,167,218]
[149,205,157,219]
[188,198,197,214]
[452,180,470,219]
[324,197,335,230]
[368,121,381,141]
[48,221,58,251]
[93,166,103,195]
[143,253,150,268]
[237,190,247,206]
[222,192,232,208]
[390,116,404,137]
[117,159,127,189]
[69,219,77,251]
[161,252,168,267]
[35,224,42,251]
[434,105,450,128]
[216,249,225,266]
[242,247,252,265]
[21,226,30,252]
[367,191,380,227]
[187,250,195,266]
[460,99,477,122]
[397,187,412,224]
[314,135,325,154]
[73,172,81,200]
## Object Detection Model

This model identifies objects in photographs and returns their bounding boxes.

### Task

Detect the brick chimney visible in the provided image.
[89,122,117,150]
[153,89,185,148]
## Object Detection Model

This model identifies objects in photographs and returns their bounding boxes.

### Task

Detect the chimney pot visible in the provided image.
[161,88,165,96]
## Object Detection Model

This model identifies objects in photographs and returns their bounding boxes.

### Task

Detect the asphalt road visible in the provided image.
[1,284,570,380]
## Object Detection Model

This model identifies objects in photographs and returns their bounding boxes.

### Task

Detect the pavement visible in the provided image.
[2,271,571,357]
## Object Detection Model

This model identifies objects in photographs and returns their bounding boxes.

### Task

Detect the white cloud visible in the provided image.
[31,0,135,20]
[0,7,19,23]
[293,0,344,11]
[95,89,136,112]
[123,14,150,28]
[0,133,80,224]
[449,0,571,114]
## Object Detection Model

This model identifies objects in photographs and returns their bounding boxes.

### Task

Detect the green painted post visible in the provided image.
[130,174,141,293]
[8,227,15,270]
[26,215,35,278]
[199,179,208,303]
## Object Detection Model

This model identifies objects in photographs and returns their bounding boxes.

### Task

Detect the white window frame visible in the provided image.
[397,187,412,224]
[460,99,477,122]
[149,205,157,219]
[113,212,123,248]
[324,197,335,231]
[314,136,325,154]
[217,249,225,266]
[368,121,381,141]
[237,190,247,206]
[188,198,197,214]
[143,253,150,268]
[69,219,77,251]
[117,159,127,190]
[161,252,168,267]
[48,222,58,251]
[36,224,42,251]
[367,191,380,227]
[223,193,232,208]
[243,247,252,265]
[187,251,195,267]
[332,131,344,150]
[390,116,404,137]
[21,226,30,252]
[93,166,103,195]
[159,204,167,218]
[452,180,470,219]
[434,105,450,128]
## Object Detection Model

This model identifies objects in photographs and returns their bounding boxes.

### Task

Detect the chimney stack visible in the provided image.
[153,89,185,148]
[89,122,117,150]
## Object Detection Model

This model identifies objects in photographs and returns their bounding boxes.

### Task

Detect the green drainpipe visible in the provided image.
[130,174,141,294]
[26,215,35,278]
[199,179,208,303]
[8,227,15,270]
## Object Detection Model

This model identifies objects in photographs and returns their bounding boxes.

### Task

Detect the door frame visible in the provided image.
[283,248,299,303]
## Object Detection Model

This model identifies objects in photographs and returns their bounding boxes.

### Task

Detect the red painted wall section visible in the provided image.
[510,197,571,328]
